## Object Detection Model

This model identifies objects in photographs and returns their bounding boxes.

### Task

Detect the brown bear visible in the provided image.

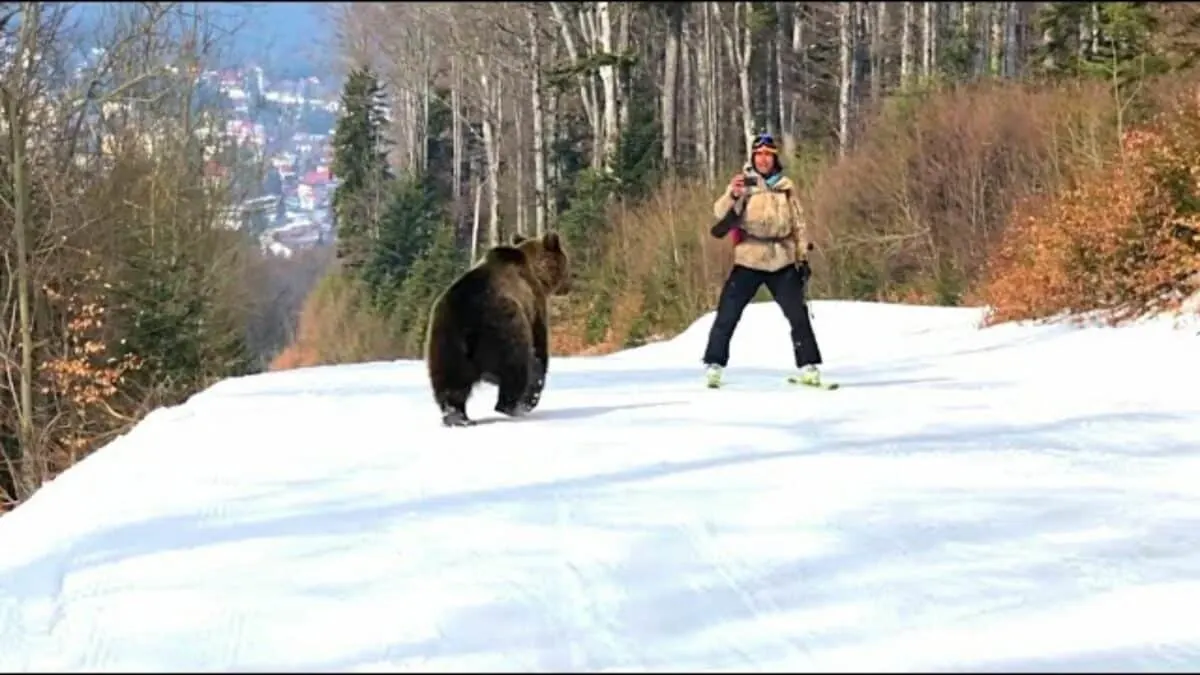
[424,231,570,427]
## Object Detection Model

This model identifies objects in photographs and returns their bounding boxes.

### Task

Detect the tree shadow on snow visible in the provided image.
[7,407,1199,670]
[6,442,828,584]
[290,479,1200,671]
[11,409,1194,590]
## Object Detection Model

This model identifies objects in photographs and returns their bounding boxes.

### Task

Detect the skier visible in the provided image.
[702,132,826,389]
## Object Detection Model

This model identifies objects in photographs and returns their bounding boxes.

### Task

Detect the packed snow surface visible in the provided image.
[2,301,1199,672]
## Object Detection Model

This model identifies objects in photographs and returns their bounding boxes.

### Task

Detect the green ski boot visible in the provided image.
[787,365,838,390]
[705,364,724,389]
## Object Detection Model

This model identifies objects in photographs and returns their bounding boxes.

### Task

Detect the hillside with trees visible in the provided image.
[277,1,1200,367]
[0,4,331,510]
[5,2,1200,510]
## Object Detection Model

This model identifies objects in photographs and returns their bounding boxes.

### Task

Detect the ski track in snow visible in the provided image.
[1,300,1199,672]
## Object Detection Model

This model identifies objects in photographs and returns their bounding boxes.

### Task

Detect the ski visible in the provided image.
[704,375,840,390]
[786,375,840,390]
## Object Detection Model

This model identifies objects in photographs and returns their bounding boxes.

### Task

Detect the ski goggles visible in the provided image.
[751,133,779,155]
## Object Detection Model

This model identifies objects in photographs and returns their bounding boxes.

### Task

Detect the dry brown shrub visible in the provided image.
[245,246,334,365]
[808,79,1121,303]
[553,178,738,353]
[269,269,405,370]
[268,343,318,371]
[979,90,1200,326]
[37,264,144,468]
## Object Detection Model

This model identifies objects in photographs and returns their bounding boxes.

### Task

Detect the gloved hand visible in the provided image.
[795,259,812,283]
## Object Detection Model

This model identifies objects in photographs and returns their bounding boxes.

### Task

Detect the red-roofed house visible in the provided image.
[301,168,330,186]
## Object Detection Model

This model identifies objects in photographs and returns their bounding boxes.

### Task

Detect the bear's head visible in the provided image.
[512,232,571,296]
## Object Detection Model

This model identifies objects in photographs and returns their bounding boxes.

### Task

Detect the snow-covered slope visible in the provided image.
[2,301,1199,672]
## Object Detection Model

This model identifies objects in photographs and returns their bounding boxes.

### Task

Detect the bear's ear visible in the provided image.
[543,231,562,252]
[511,233,529,246]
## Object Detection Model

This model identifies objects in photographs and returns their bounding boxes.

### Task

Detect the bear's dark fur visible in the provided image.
[424,231,570,427]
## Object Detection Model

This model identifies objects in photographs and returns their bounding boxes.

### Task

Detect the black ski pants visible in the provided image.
[702,263,823,369]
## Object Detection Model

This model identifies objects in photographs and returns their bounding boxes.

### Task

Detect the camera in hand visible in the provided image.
[743,165,758,187]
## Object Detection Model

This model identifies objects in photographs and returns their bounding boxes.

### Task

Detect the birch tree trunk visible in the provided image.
[662,4,682,174]
[1078,5,1092,62]
[492,76,503,242]
[546,39,560,222]
[6,8,36,494]
[922,1,935,80]
[470,170,483,261]
[719,2,754,156]
[681,28,694,171]
[706,2,720,181]
[852,2,868,118]
[1089,2,1100,57]
[1041,11,1056,71]
[766,22,776,133]
[901,1,914,88]
[838,1,852,157]
[690,17,708,180]
[871,2,886,103]
[774,1,787,142]
[529,7,547,236]
[1005,1,1020,77]
[990,1,1005,76]
[421,45,431,172]
[452,57,463,211]
[697,3,718,183]
[787,5,805,145]
[478,58,501,246]
[515,99,526,236]
[963,2,981,77]
[597,0,619,172]
[549,2,600,169]
[930,3,939,77]
[616,4,631,143]
[577,2,605,169]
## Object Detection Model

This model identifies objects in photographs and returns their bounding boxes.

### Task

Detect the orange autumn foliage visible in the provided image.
[979,95,1200,326]
[39,267,143,460]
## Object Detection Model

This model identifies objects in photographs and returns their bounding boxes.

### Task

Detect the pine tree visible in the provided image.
[115,251,255,403]
[423,88,457,204]
[392,223,469,351]
[331,66,392,269]
[1033,2,1166,88]
[614,73,663,201]
[1082,3,1167,89]
[361,173,442,311]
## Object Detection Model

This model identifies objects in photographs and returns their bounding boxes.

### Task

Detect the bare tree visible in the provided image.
[901,1,915,87]
[838,1,853,156]
[717,3,754,156]
[661,4,683,176]
[1,2,255,504]
[529,4,548,235]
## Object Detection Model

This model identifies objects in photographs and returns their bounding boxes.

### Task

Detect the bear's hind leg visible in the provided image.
[494,353,533,418]
[432,356,478,427]
[521,313,549,412]
[438,387,474,427]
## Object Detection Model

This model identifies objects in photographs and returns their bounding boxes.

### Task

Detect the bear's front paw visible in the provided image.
[442,410,475,427]
[522,388,542,411]
[495,400,533,418]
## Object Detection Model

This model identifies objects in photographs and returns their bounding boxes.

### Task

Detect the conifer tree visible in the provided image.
[361,173,441,311]
[331,66,392,269]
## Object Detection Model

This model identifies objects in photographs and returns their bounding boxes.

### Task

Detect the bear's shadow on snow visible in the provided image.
[468,399,685,425]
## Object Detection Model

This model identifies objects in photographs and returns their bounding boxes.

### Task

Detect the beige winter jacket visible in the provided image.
[712,175,810,273]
